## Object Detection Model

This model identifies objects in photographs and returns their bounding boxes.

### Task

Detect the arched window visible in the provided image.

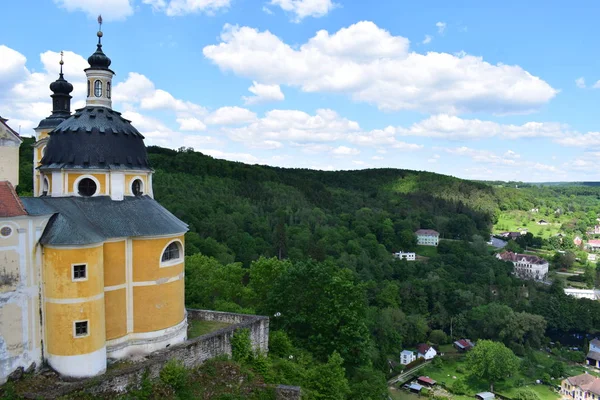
[78,178,97,197]
[94,80,102,97]
[132,178,143,196]
[42,176,49,196]
[161,241,183,265]
[106,81,111,99]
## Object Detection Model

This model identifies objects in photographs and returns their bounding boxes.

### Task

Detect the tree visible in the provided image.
[466,340,520,391]
[429,329,448,345]
[306,351,350,400]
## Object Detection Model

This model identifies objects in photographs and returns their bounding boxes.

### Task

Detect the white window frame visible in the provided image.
[94,80,102,98]
[71,263,88,282]
[73,175,101,197]
[160,239,184,268]
[129,176,145,196]
[73,320,90,338]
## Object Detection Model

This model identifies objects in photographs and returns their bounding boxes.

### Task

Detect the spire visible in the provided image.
[87,14,112,70]
[48,51,73,116]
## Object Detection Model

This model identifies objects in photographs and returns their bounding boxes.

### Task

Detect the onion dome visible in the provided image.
[86,16,112,71]
[40,106,151,171]
[49,58,73,95]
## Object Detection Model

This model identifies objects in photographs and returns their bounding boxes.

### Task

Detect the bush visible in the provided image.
[432,357,443,368]
[160,359,188,391]
[429,330,448,345]
[450,378,469,395]
[269,330,294,358]
[232,328,253,363]
[513,388,541,400]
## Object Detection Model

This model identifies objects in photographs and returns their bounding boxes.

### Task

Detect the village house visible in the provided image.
[500,231,522,240]
[453,339,475,352]
[415,229,439,246]
[393,251,416,261]
[589,226,600,235]
[587,339,600,368]
[400,350,416,365]
[587,240,600,251]
[416,344,437,360]
[417,376,436,387]
[530,208,539,213]
[496,251,549,281]
[561,373,600,400]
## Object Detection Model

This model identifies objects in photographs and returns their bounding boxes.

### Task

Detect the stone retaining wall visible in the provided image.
[21,309,300,399]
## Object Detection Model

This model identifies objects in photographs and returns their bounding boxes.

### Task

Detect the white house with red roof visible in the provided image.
[496,251,549,281]
[415,229,439,246]
[416,343,437,360]
[587,240,600,251]
[0,117,22,187]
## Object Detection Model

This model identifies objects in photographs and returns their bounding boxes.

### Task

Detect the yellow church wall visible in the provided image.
[103,240,126,287]
[124,174,148,196]
[43,246,104,299]
[104,289,127,340]
[132,236,184,282]
[132,279,184,333]
[66,173,108,195]
[45,299,105,356]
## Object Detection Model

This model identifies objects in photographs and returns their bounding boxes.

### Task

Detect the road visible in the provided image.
[387,360,431,386]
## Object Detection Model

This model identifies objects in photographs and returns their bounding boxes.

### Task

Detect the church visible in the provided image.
[0,20,188,382]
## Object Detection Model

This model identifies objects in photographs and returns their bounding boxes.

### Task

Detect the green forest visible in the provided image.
[14,141,600,399]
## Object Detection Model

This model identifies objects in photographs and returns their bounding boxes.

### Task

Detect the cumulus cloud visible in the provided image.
[204,106,257,125]
[576,77,586,88]
[243,81,285,105]
[422,35,432,44]
[331,146,360,156]
[203,21,557,114]
[54,0,134,20]
[269,0,336,21]
[142,0,231,16]
[398,114,567,140]
[202,149,261,164]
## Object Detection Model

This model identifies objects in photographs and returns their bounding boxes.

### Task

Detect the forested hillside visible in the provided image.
[16,142,600,398]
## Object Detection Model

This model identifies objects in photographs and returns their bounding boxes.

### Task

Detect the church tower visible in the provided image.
[38,17,153,201]
[10,17,189,380]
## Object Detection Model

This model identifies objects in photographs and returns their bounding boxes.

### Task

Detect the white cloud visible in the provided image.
[593,80,600,89]
[223,108,360,145]
[372,155,384,160]
[203,22,557,114]
[54,0,134,20]
[243,81,285,105]
[427,154,440,163]
[202,149,261,164]
[436,22,447,34]
[398,114,566,140]
[269,0,336,22]
[554,131,600,147]
[143,0,231,16]
[331,146,360,156]
[576,77,586,88]
[422,35,432,44]
[177,117,207,131]
[204,106,257,125]
[348,126,423,149]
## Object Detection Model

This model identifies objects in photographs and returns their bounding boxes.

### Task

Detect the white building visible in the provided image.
[394,251,416,261]
[417,344,437,360]
[415,229,439,246]
[400,350,416,365]
[0,117,22,187]
[496,251,549,281]
[564,289,599,300]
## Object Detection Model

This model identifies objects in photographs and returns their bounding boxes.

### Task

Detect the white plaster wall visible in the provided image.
[0,146,19,187]
[47,346,107,378]
[0,216,49,384]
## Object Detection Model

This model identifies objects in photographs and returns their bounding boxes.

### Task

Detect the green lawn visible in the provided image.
[389,388,421,400]
[188,319,231,339]
[495,211,564,239]
[416,245,438,258]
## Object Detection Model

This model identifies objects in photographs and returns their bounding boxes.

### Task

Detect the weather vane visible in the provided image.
[97,15,103,44]
[59,51,64,74]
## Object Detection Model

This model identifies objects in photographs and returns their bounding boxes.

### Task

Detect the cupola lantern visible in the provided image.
[85,15,114,109]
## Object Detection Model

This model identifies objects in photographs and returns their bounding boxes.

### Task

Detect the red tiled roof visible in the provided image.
[496,251,547,265]
[588,240,600,246]
[417,343,431,355]
[417,376,436,385]
[567,374,600,396]
[415,229,439,236]
[455,339,474,349]
[0,181,27,217]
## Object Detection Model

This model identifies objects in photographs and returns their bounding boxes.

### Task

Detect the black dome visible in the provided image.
[49,73,74,95]
[40,106,151,171]
[87,43,112,70]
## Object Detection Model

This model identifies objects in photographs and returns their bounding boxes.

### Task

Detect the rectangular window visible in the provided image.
[74,320,89,337]
[72,264,87,281]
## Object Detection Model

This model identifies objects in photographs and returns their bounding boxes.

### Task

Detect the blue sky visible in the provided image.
[1,0,598,181]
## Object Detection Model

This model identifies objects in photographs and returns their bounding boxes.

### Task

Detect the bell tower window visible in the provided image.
[94,80,102,97]
[87,80,90,97]
[107,81,111,99]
